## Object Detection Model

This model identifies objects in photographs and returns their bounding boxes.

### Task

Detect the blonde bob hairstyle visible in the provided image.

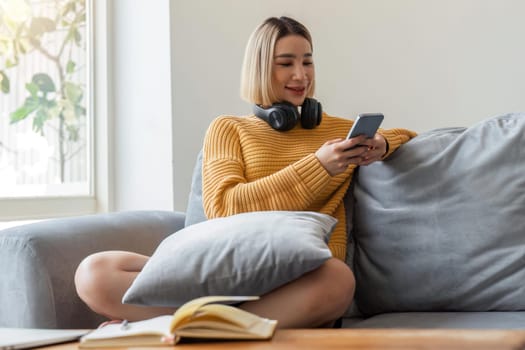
[240,16,315,107]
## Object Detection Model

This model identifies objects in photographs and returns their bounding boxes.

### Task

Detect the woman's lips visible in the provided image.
[286,86,306,96]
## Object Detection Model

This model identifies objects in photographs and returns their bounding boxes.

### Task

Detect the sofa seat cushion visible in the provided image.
[350,113,525,316]
[343,312,525,329]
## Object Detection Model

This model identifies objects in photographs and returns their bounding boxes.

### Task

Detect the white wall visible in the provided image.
[170,0,525,211]
[110,0,174,211]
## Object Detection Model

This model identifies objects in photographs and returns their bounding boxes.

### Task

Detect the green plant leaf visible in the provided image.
[10,106,32,123]
[74,28,81,45]
[75,104,86,118]
[47,103,61,120]
[32,73,56,93]
[0,70,10,93]
[32,108,49,134]
[67,124,80,142]
[64,81,82,103]
[17,38,31,54]
[14,36,31,54]
[66,60,76,74]
[26,96,41,110]
[2,37,20,66]
[44,98,57,110]
[9,97,39,123]
[6,54,19,68]
[61,98,76,122]
[26,82,39,97]
[0,39,8,54]
[9,94,43,123]
[29,17,56,37]
[4,16,21,33]
[61,1,75,16]
[66,26,82,45]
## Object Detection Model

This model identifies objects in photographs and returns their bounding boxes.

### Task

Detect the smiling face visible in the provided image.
[272,34,314,107]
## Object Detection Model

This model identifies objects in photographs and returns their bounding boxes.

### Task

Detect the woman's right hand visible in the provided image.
[315,136,368,176]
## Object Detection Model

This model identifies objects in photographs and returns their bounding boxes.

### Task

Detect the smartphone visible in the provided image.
[346,113,384,140]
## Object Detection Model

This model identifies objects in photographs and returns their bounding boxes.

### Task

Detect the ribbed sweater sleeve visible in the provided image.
[379,128,418,158]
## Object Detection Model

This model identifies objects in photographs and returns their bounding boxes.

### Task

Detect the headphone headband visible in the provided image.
[253,98,322,131]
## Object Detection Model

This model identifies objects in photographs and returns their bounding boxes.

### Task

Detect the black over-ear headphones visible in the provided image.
[253,98,322,131]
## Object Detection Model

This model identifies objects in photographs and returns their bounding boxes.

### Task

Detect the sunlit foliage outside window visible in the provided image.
[0,0,89,198]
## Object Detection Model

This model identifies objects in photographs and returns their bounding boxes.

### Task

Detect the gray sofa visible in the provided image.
[1,113,524,329]
[0,211,185,329]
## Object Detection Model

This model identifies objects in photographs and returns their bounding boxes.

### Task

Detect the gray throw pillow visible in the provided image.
[350,113,525,316]
[123,210,336,307]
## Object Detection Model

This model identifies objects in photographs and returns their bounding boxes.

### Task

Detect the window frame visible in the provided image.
[0,0,112,221]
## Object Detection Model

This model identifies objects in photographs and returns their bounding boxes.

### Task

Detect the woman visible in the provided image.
[200,16,415,328]
[74,16,416,329]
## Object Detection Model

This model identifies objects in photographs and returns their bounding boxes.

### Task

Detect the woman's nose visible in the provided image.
[292,64,306,79]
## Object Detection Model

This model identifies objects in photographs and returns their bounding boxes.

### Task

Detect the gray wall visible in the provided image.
[112,1,525,213]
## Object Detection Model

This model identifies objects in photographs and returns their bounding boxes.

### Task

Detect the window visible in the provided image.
[0,0,98,220]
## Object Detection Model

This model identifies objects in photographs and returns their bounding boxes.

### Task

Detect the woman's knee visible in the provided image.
[75,252,114,302]
[327,258,355,302]
[308,258,355,319]
[75,251,148,315]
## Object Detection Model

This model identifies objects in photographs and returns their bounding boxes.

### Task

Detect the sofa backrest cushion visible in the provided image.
[184,150,207,227]
[350,113,525,316]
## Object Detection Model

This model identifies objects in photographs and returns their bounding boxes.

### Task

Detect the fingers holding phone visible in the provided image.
[316,113,386,175]
[315,136,368,176]
[357,133,388,165]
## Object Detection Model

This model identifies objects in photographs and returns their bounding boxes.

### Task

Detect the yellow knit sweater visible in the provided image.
[202,113,417,261]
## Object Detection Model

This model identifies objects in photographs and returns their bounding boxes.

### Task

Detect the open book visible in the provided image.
[79,296,277,348]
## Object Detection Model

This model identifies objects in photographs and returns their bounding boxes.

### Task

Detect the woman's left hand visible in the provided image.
[356,133,388,166]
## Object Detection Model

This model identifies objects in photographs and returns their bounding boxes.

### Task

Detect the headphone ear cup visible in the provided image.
[300,98,323,129]
[253,103,300,131]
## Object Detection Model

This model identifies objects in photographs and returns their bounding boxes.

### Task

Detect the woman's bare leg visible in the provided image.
[239,258,355,329]
[76,253,354,328]
[74,251,176,321]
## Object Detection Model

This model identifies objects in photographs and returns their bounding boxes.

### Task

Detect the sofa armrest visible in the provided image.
[0,210,185,329]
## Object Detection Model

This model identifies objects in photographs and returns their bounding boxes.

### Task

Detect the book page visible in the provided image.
[169,296,277,340]
[191,304,269,329]
[176,316,278,340]
[169,296,259,332]
[81,315,172,341]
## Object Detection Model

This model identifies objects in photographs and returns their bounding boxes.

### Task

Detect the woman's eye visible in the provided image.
[304,61,313,66]
[278,62,292,67]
